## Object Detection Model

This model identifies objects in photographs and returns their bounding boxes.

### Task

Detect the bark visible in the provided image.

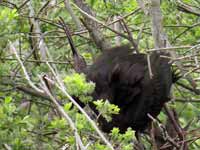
[149,0,165,49]
[74,0,111,51]
[177,0,200,16]
[113,15,122,46]
[28,1,48,60]
[137,0,189,149]
[64,0,82,30]
[137,0,198,89]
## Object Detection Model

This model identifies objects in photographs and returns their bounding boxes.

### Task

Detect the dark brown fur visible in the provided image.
[86,46,173,132]
[59,19,174,133]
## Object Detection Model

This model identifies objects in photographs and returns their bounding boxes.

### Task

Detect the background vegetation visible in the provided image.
[0,0,200,149]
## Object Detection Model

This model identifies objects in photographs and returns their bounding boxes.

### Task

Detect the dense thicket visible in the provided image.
[0,0,199,150]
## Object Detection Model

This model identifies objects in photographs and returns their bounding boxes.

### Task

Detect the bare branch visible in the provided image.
[73,0,111,51]
[177,0,200,16]
[39,75,86,150]
[9,41,44,93]
[28,1,48,59]
[64,0,82,30]
[46,62,114,150]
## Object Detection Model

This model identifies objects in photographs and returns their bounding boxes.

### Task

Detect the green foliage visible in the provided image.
[50,118,67,129]
[109,128,135,150]
[64,73,95,103]
[89,0,96,7]
[0,96,33,149]
[89,143,110,150]
[0,8,18,25]
[64,102,73,111]
[93,99,120,122]
[0,61,12,77]
[75,113,93,132]
[0,0,199,149]
[0,7,19,38]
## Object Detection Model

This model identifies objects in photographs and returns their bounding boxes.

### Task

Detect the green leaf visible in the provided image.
[64,102,72,111]
[4,96,12,104]
[90,0,96,7]
[93,99,120,122]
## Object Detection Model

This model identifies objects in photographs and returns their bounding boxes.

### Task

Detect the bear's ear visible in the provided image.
[108,63,121,85]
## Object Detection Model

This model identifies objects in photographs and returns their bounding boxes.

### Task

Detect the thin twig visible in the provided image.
[71,1,130,41]
[9,41,44,93]
[46,62,114,150]
[1,58,71,65]
[147,46,192,52]
[39,75,86,150]
[147,54,153,79]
